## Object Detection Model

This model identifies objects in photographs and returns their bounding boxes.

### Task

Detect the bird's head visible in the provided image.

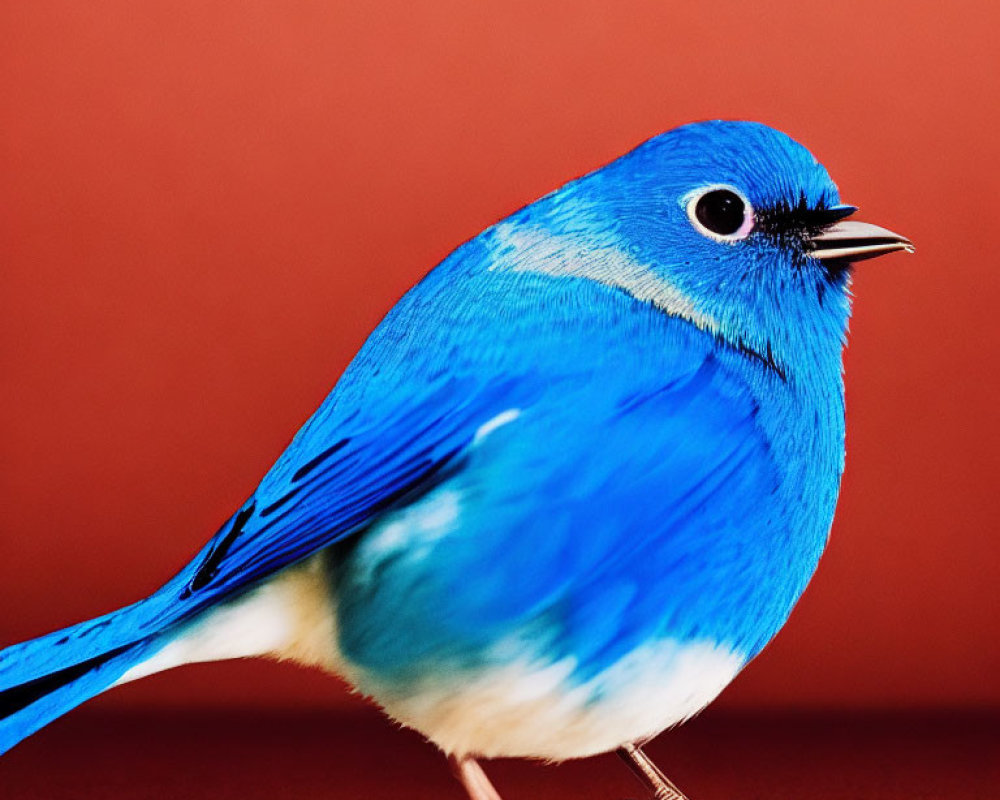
[498,120,912,382]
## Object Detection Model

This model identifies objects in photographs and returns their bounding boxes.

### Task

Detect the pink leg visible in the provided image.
[449,754,504,800]
[617,742,691,800]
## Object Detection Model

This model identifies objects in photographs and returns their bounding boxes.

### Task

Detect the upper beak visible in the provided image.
[806,210,914,263]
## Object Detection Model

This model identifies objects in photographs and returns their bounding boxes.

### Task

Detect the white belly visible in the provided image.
[118,555,743,760]
[362,636,742,760]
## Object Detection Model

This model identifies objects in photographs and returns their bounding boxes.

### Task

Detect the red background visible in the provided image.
[1,1,997,716]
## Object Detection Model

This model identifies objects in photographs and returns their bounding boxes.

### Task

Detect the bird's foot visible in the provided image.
[448,743,688,800]
[617,742,691,800]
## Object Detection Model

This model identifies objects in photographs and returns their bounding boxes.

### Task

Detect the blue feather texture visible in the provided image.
[1,121,867,760]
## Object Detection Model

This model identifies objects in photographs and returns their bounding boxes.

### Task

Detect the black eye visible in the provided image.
[685,186,754,242]
[695,189,746,235]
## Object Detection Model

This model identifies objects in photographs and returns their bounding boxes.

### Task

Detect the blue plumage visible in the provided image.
[0,121,910,783]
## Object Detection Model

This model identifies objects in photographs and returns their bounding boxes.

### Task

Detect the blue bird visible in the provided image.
[0,121,911,799]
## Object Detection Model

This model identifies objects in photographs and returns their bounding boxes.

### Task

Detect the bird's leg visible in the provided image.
[617,742,690,800]
[449,754,504,800]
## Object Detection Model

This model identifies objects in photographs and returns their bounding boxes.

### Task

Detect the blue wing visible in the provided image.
[177,371,537,606]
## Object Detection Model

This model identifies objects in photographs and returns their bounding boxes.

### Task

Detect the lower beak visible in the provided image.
[807,220,915,263]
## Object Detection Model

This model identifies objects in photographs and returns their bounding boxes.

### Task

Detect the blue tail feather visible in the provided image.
[0,608,170,754]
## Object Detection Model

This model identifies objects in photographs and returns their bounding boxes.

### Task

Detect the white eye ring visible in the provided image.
[683,184,755,243]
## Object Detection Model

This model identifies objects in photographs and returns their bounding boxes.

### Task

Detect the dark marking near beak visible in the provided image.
[795,204,858,227]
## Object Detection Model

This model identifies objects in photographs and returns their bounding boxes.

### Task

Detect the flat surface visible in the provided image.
[3,710,996,799]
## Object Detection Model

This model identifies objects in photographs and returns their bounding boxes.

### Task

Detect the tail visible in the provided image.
[0,514,323,756]
[0,603,171,754]
[0,558,315,755]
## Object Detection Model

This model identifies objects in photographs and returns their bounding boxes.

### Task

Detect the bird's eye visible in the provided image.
[685,186,755,243]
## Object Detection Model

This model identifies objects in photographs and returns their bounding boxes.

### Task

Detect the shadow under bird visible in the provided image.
[0,121,912,799]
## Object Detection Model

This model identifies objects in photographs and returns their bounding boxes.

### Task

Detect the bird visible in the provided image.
[0,120,911,800]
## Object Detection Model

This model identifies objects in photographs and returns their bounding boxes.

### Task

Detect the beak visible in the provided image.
[807,213,915,263]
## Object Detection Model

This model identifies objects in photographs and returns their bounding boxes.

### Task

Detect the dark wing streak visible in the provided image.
[176,377,527,612]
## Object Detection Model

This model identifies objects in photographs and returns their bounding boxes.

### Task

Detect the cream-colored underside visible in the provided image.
[117,555,742,761]
[365,636,742,760]
[115,557,342,683]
